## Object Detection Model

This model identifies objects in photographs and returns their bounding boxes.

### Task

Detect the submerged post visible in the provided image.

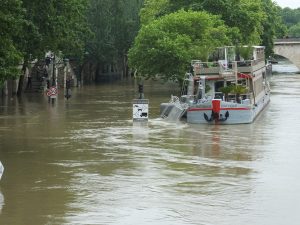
[134,77,148,122]
[138,83,144,99]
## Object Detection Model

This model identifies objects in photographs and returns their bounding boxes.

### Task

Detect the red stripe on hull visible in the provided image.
[188,107,250,112]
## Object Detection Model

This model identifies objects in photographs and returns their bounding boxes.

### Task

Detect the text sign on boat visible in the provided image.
[132,99,149,122]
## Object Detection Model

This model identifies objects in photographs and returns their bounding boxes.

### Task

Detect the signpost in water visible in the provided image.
[132,99,149,122]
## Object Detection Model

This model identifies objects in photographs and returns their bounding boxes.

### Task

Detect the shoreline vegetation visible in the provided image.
[1,1,300,96]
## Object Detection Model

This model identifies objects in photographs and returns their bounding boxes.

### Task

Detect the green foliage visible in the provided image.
[0,39,23,87]
[280,7,300,28]
[237,46,253,60]
[288,23,300,37]
[160,0,266,44]
[21,0,91,59]
[219,84,247,102]
[0,0,91,87]
[141,0,285,57]
[87,0,143,64]
[230,84,248,94]
[128,10,231,81]
[0,0,24,86]
[140,0,170,25]
[218,85,232,94]
[0,0,286,87]
[260,0,287,56]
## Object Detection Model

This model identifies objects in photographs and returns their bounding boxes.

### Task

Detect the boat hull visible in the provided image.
[187,94,270,124]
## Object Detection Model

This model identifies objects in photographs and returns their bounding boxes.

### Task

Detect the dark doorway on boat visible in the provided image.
[215,81,224,91]
[214,81,224,99]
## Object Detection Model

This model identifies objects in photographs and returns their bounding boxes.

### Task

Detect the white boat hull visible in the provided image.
[187,94,270,124]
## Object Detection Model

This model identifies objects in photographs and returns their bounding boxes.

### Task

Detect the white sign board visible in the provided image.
[133,99,149,122]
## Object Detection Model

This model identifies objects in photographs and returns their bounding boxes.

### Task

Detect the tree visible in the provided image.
[0,0,24,87]
[260,0,287,57]
[14,0,91,94]
[280,7,300,28]
[128,10,232,82]
[288,23,300,37]
[142,0,288,51]
[20,0,91,59]
[86,0,143,81]
[140,0,170,25]
[218,85,232,101]
[163,0,266,44]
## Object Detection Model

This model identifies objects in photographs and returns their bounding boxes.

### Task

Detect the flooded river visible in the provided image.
[0,62,299,225]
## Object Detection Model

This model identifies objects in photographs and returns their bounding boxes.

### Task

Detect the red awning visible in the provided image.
[238,72,252,79]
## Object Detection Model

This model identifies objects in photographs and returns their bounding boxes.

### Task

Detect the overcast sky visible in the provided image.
[274,0,300,9]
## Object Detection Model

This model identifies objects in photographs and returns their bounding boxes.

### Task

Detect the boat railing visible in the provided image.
[235,59,265,73]
[180,95,196,105]
[194,61,233,76]
[193,58,265,76]
[169,95,189,109]
[226,93,252,105]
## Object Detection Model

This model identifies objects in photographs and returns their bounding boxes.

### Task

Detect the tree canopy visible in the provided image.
[0,0,290,88]
[0,0,24,86]
[141,0,268,44]
[288,23,300,37]
[280,7,300,37]
[129,0,286,81]
[20,0,91,60]
[87,0,140,62]
[0,0,91,88]
[261,0,287,56]
[128,10,232,81]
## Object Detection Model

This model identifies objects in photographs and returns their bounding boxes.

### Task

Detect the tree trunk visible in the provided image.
[17,75,25,96]
[17,61,28,96]
[3,81,8,96]
[123,53,128,78]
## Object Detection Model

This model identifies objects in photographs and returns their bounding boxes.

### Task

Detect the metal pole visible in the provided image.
[51,54,55,104]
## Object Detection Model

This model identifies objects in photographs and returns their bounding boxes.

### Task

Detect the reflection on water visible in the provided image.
[0,67,300,224]
[0,191,4,213]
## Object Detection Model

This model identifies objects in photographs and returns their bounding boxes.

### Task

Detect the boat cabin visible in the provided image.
[181,46,268,105]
